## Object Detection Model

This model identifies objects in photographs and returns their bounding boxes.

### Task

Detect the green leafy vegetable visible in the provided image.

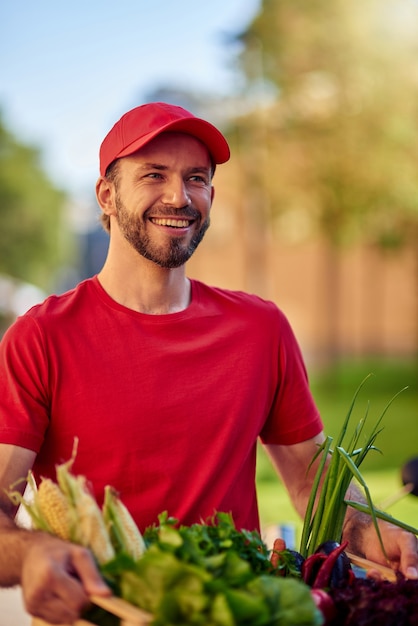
[102,512,322,626]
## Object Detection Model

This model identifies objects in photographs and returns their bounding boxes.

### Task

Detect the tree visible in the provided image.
[231,0,418,358]
[0,113,70,290]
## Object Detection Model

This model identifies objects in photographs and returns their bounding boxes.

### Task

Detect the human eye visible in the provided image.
[145,171,164,179]
[188,169,211,185]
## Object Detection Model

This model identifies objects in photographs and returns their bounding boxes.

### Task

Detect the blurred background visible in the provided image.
[0,3,417,617]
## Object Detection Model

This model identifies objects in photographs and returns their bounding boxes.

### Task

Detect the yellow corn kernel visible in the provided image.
[103,486,146,560]
[36,478,74,540]
[75,487,115,564]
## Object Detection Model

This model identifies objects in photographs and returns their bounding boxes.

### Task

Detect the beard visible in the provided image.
[114,193,210,269]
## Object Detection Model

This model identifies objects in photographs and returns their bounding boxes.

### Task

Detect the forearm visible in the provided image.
[0,508,37,586]
[264,434,327,520]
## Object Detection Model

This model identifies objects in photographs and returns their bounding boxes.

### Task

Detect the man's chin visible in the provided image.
[136,246,195,269]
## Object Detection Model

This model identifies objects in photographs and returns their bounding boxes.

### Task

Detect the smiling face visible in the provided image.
[99,132,215,269]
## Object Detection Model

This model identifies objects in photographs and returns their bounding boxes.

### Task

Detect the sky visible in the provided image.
[0,1,260,198]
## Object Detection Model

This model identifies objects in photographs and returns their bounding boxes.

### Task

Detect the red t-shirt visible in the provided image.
[0,277,322,531]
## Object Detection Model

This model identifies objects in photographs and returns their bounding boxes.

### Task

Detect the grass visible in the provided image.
[256,358,418,546]
[309,358,418,472]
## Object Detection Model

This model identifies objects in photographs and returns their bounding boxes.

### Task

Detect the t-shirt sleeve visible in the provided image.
[259,308,323,445]
[0,315,49,451]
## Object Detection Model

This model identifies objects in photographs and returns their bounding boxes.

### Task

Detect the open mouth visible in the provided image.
[150,218,193,228]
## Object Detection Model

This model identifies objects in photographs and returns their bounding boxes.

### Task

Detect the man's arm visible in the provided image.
[263,433,326,519]
[264,435,418,579]
[0,443,111,623]
[0,443,37,586]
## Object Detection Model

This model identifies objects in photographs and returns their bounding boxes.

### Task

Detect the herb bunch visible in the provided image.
[300,376,418,559]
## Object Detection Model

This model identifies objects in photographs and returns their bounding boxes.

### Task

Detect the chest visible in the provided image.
[45,315,278,441]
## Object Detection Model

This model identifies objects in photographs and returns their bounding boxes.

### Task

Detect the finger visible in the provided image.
[23,545,98,622]
[31,599,79,625]
[70,545,112,596]
[25,579,87,625]
[398,533,418,579]
[366,568,384,581]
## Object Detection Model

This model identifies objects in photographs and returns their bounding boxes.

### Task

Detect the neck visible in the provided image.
[98,255,191,315]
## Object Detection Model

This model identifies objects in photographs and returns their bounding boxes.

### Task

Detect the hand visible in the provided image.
[21,533,111,624]
[362,520,418,579]
[345,513,418,580]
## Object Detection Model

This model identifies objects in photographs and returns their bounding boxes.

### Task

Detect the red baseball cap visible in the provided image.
[99,102,230,176]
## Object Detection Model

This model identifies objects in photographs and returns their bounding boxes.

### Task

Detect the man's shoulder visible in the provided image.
[192,280,282,317]
[0,278,97,349]
[23,277,96,321]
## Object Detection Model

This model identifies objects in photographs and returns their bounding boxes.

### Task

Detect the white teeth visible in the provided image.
[152,218,190,228]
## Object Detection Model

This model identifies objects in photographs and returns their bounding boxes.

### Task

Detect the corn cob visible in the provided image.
[36,478,74,540]
[103,485,146,560]
[73,483,115,564]
[54,452,115,564]
[7,471,59,533]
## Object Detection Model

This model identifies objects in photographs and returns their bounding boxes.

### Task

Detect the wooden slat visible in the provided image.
[346,551,398,582]
[31,595,153,626]
[90,594,152,624]
[31,617,94,626]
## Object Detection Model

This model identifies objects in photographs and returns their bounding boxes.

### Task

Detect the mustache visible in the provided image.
[145,205,201,220]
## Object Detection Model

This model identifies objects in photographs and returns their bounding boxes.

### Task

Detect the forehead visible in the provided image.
[127,131,212,166]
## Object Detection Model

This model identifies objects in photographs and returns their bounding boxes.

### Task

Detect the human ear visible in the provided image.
[96,177,116,216]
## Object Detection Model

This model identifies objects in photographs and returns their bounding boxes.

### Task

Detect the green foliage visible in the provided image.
[233,0,418,249]
[0,112,70,289]
[101,513,322,626]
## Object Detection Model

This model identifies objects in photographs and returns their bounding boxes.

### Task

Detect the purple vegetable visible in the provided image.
[328,576,418,625]
[314,541,352,588]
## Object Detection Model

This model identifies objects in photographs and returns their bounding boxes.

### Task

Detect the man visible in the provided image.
[0,102,417,624]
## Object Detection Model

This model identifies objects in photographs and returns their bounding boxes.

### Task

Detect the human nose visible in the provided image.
[161,176,191,207]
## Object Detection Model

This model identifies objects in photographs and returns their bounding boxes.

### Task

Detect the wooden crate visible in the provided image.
[31,595,153,626]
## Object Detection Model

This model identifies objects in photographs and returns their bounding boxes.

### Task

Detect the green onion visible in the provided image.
[299,376,418,558]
